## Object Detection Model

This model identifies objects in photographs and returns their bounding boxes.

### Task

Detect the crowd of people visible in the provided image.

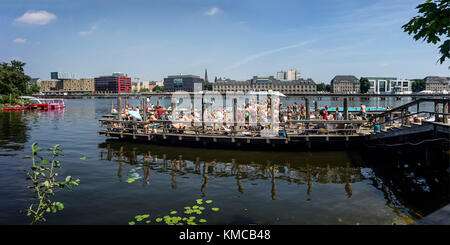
[110,98,390,136]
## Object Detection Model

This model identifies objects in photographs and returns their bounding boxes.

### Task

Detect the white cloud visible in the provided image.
[205,7,221,16]
[13,38,27,44]
[224,41,312,71]
[79,25,97,36]
[14,10,57,25]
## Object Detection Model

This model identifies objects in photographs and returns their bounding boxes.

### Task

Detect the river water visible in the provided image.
[0,97,448,225]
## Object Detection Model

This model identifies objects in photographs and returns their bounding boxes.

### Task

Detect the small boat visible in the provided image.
[18,96,65,110]
[46,99,66,109]
[2,105,27,111]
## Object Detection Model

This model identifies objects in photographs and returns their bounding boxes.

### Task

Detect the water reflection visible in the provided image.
[99,141,363,201]
[98,140,448,222]
[361,143,449,218]
[0,111,30,155]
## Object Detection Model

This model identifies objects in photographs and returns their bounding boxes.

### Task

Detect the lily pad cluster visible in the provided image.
[128,198,220,225]
[128,214,151,225]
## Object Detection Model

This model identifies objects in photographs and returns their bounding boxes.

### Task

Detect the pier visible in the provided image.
[98,95,450,151]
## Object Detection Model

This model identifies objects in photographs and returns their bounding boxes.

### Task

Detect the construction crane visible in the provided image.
[134,76,145,92]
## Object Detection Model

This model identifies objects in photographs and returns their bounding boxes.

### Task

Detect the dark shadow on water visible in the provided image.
[98,139,449,221]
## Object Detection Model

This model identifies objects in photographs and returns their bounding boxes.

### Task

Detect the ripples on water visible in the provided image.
[0,98,447,225]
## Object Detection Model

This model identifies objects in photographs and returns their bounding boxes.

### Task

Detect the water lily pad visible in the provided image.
[80,156,86,160]
[146,220,151,224]
[205,200,213,204]
[128,221,135,225]
[199,219,207,223]
[192,205,199,209]
[211,208,220,212]
[170,211,177,215]
[156,218,163,222]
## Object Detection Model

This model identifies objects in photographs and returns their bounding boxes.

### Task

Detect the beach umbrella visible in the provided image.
[128,110,142,120]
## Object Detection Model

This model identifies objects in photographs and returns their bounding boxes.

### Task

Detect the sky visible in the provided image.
[1,0,449,83]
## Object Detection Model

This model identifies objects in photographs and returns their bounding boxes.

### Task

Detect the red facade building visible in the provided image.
[94,74,132,93]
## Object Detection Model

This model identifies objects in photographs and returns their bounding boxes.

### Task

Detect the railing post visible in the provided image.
[117,96,122,120]
[202,97,206,132]
[142,97,147,120]
[435,102,440,122]
[233,98,238,134]
[443,101,449,124]
[343,98,348,120]
[110,100,114,114]
[314,100,318,112]
[305,97,310,120]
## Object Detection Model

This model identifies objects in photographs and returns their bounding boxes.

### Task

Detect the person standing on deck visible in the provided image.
[361,104,367,120]
[157,106,164,120]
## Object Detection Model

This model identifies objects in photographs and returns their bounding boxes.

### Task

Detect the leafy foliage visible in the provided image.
[402,0,450,65]
[152,85,164,92]
[0,60,31,97]
[21,143,80,225]
[316,83,331,92]
[412,79,426,92]
[359,77,371,94]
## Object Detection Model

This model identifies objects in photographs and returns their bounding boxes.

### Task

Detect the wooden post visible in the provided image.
[314,100,318,112]
[401,108,406,126]
[110,100,114,114]
[202,97,206,131]
[305,97,310,120]
[435,102,440,122]
[117,96,122,120]
[343,98,348,120]
[143,97,147,120]
[443,101,449,124]
[233,98,238,133]
[416,102,420,114]
[157,97,161,108]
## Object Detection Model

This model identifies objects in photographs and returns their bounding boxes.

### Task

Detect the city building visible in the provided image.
[163,75,204,92]
[28,78,42,86]
[60,78,95,93]
[212,76,316,93]
[425,76,450,92]
[330,75,360,94]
[390,79,412,93]
[39,81,59,94]
[366,77,397,94]
[38,72,95,94]
[287,69,301,81]
[276,69,301,81]
[95,73,132,93]
[132,81,159,92]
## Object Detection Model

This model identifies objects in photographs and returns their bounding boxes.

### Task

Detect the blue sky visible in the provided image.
[1,0,449,83]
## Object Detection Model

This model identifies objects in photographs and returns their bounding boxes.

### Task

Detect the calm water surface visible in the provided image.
[0,98,448,225]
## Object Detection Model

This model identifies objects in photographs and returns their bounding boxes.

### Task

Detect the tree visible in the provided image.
[0,60,31,97]
[152,85,164,92]
[204,81,213,91]
[402,0,450,66]
[27,83,40,95]
[317,83,325,91]
[359,77,370,93]
[412,79,426,92]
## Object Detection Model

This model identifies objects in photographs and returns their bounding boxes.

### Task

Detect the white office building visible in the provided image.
[276,69,301,81]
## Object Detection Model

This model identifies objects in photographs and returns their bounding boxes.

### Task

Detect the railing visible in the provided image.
[369,98,450,130]
[99,117,368,138]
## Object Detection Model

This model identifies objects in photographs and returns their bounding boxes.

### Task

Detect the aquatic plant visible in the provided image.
[128,198,219,225]
[21,143,80,225]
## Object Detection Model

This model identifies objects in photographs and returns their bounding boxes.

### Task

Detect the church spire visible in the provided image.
[204,68,208,82]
